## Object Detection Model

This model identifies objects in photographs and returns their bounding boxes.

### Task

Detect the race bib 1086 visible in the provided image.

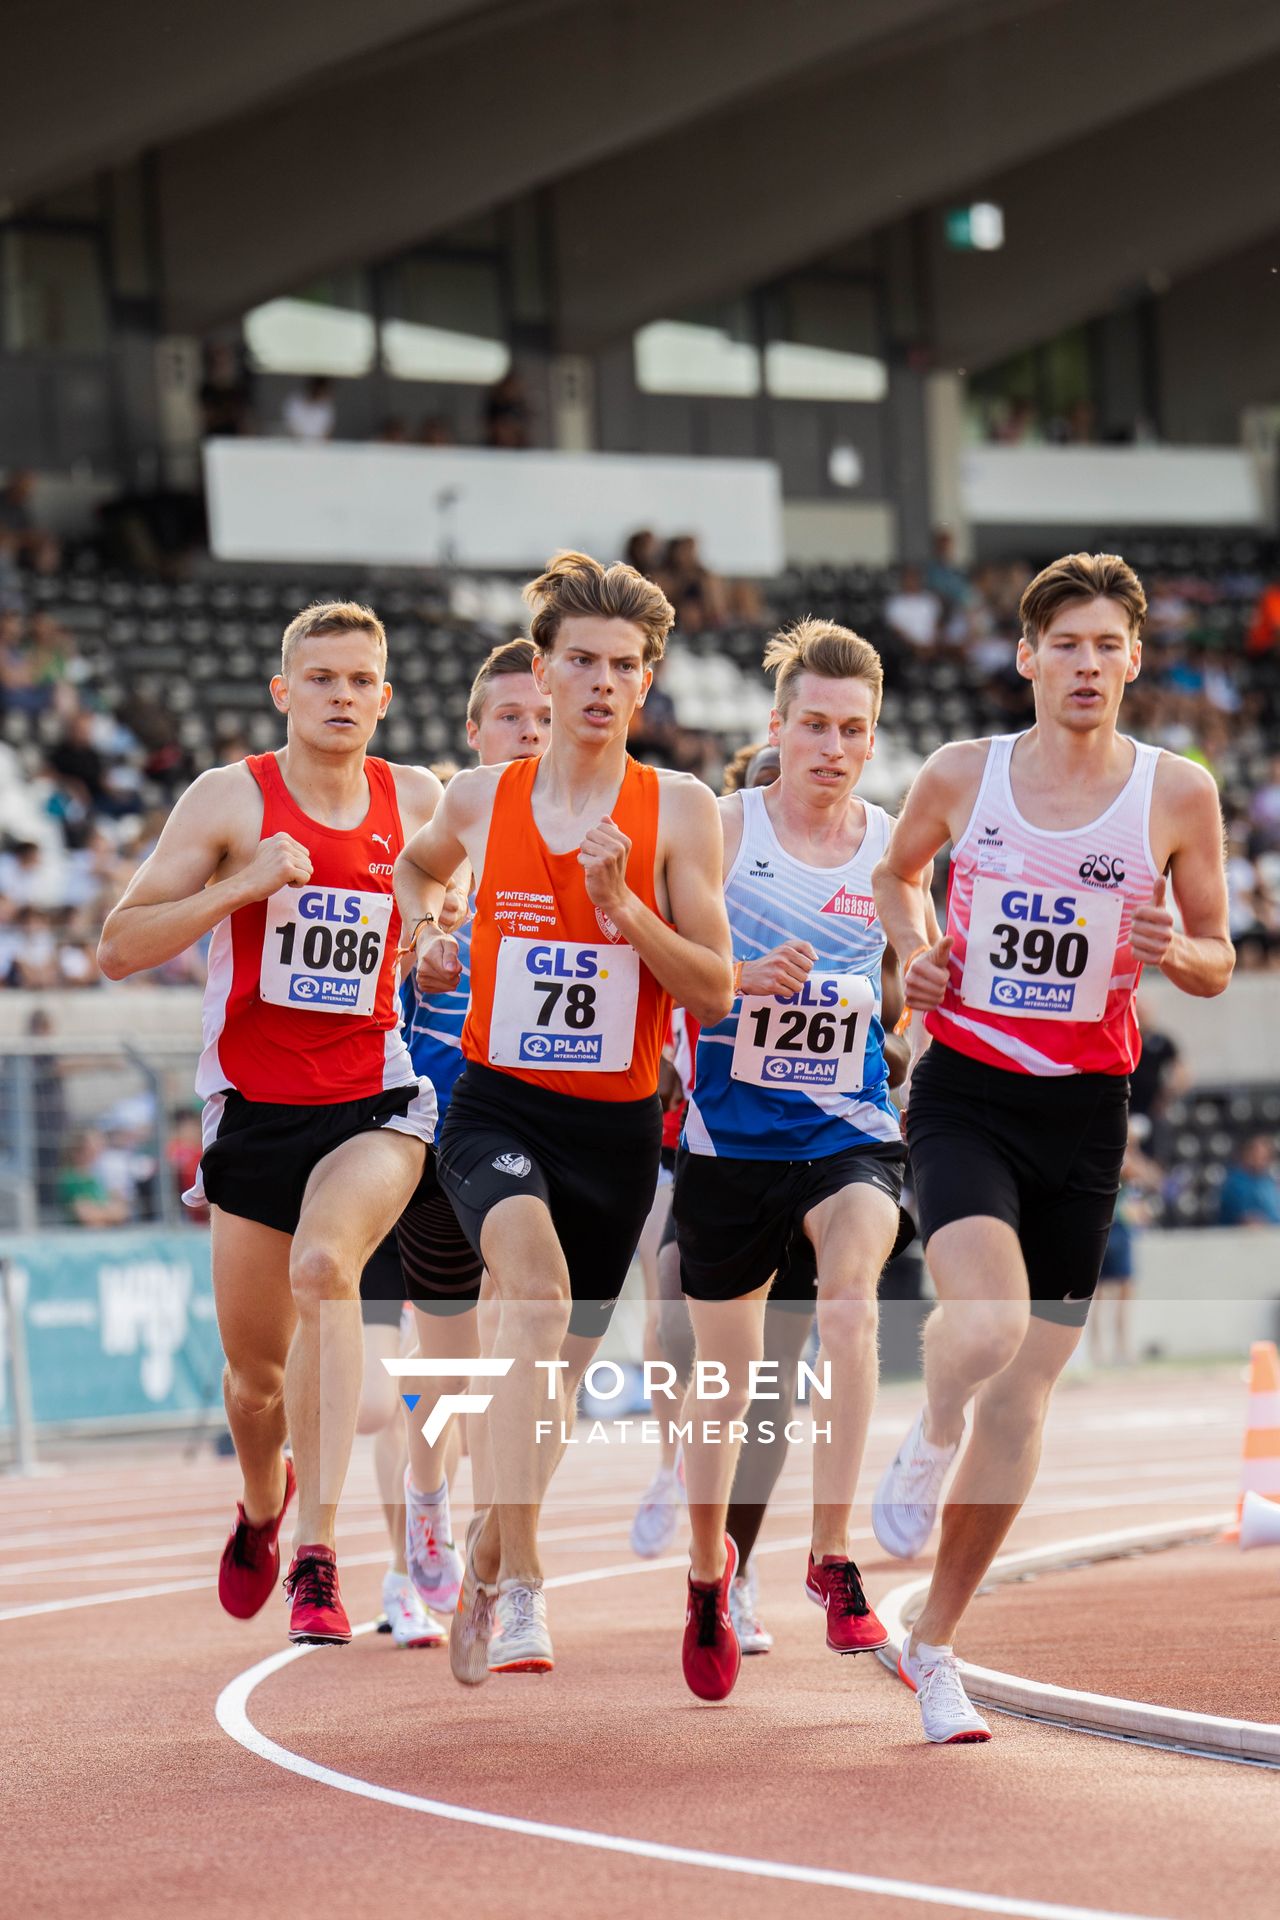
[489,938,639,1072]
[259,887,392,1017]
[730,971,874,1093]
[958,876,1122,1023]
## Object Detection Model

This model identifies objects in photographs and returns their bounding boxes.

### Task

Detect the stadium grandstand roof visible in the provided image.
[3,0,1278,358]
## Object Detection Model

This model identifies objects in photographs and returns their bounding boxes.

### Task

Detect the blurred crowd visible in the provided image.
[3,508,1280,1004]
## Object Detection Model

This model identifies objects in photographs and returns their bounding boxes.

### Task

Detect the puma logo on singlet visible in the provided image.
[371,831,394,852]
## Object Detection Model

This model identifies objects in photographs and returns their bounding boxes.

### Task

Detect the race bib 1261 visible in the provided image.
[489,938,639,1072]
[730,971,874,1092]
[958,876,1122,1023]
[259,887,392,1017]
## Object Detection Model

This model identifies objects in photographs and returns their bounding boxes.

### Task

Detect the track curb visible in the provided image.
[874,1512,1280,1766]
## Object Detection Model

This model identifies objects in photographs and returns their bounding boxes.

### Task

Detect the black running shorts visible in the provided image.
[906,1040,1128,1327]
[674,1142,906,1305]
[359,1150,484,1323]
[197,1082,430,1237]
[436,1063,662,1342]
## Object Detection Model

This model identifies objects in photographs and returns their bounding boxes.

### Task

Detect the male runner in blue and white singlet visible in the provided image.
[675,618,922,1701]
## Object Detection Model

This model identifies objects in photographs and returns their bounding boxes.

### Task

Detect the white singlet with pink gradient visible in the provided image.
[925,732,1162,1077]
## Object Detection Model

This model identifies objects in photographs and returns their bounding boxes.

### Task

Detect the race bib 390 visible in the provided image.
[959,877,1122,1023]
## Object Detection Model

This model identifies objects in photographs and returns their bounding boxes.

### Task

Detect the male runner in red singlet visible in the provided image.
[396,550,733,1681]
[99,602,440,1645]
[872,552,1233,1742]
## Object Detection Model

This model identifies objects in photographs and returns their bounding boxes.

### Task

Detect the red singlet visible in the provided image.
[195,753,415,1104]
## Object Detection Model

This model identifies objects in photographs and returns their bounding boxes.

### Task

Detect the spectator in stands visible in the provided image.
[199,343,254,438]
[1129,996,1190,1160]
[0,471,37,550]
[926,529,972,613]
[884,563,943,655]
[377,416,410,444]
[484,371,531,448]
[1218,1134,1280,1228]
[1248,755,1280,852]
[1090,1118,1163,1369]
[659,535,729,634]
[4,908,59,989]
[1246,579,1280,657]
[627,657,680,763]
[624,530,661,579]
[417,414,455,445]
[282,376,336,442]
[57,1129,129,1228]
[1226,815,1280,967]
[168,1108,208,1224]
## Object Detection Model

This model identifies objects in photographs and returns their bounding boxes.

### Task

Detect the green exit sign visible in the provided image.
[945,202,1005,251]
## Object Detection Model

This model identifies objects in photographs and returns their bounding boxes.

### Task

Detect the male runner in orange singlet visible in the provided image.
[99,602,440,1645]
[395,550,733,1680]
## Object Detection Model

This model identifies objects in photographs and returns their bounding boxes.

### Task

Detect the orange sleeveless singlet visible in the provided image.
[462,755,671,1101]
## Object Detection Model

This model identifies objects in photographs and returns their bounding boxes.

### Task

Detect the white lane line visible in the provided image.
[215,1625,1174,1920]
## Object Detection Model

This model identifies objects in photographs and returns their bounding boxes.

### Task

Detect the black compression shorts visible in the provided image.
[359,1149,484,1322]
[674,1142,906,1304]
[436,1062,662,1342]
[906,1040,1128,1327]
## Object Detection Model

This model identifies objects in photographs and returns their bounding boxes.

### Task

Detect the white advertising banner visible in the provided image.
[204,439,784,574]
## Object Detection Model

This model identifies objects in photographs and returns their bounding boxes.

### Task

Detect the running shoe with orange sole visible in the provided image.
[682,1533,741,1701]
[804,1552,889,1653]
[218,1456,296,1620]
[284,1544,352,1645]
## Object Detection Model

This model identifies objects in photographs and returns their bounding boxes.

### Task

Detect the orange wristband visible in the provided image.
[732,959,744,995]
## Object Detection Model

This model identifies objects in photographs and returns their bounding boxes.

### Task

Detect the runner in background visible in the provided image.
[98,602,440,1646]
[873,551,1233,1742]
[358,639,551,1646]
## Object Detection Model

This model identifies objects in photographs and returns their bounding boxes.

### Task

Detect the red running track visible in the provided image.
[2,1367,1276,1920]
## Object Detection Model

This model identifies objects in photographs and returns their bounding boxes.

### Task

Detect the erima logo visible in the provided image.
[1078,852,1126,885]
[821,887,876,920]
[382,1358,515,1445]
[978,825,1004,847]
[753,857,772,872]
[493,1152,532,1177]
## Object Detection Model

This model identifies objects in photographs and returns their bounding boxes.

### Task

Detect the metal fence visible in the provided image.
[0,1033,202,1234]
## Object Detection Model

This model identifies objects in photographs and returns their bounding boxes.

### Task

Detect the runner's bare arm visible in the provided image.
[394,765,494,988]
[718,791,745,880]
[874,747,980,1009]
[389,762,446,840]
[581,775,733,1028]
[1139,756,1234,997]
[98,766,300,979]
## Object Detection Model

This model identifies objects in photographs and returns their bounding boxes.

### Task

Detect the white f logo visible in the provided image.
[381,1357,515,1444]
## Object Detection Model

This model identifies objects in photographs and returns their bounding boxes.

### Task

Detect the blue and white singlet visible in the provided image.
[401,916,472,1116]
[684,785,899,1160]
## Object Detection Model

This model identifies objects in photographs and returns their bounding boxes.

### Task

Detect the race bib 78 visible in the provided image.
[489,938,639,1071]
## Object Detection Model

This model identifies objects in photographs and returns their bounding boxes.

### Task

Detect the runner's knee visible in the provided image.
[289,1241,357,1309]
[943,1297,1029,1378]
[225,1361,285,1418]
[815,1292,878,1361]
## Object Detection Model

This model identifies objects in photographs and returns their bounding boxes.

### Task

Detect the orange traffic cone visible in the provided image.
[1221,1341,1280,1543]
